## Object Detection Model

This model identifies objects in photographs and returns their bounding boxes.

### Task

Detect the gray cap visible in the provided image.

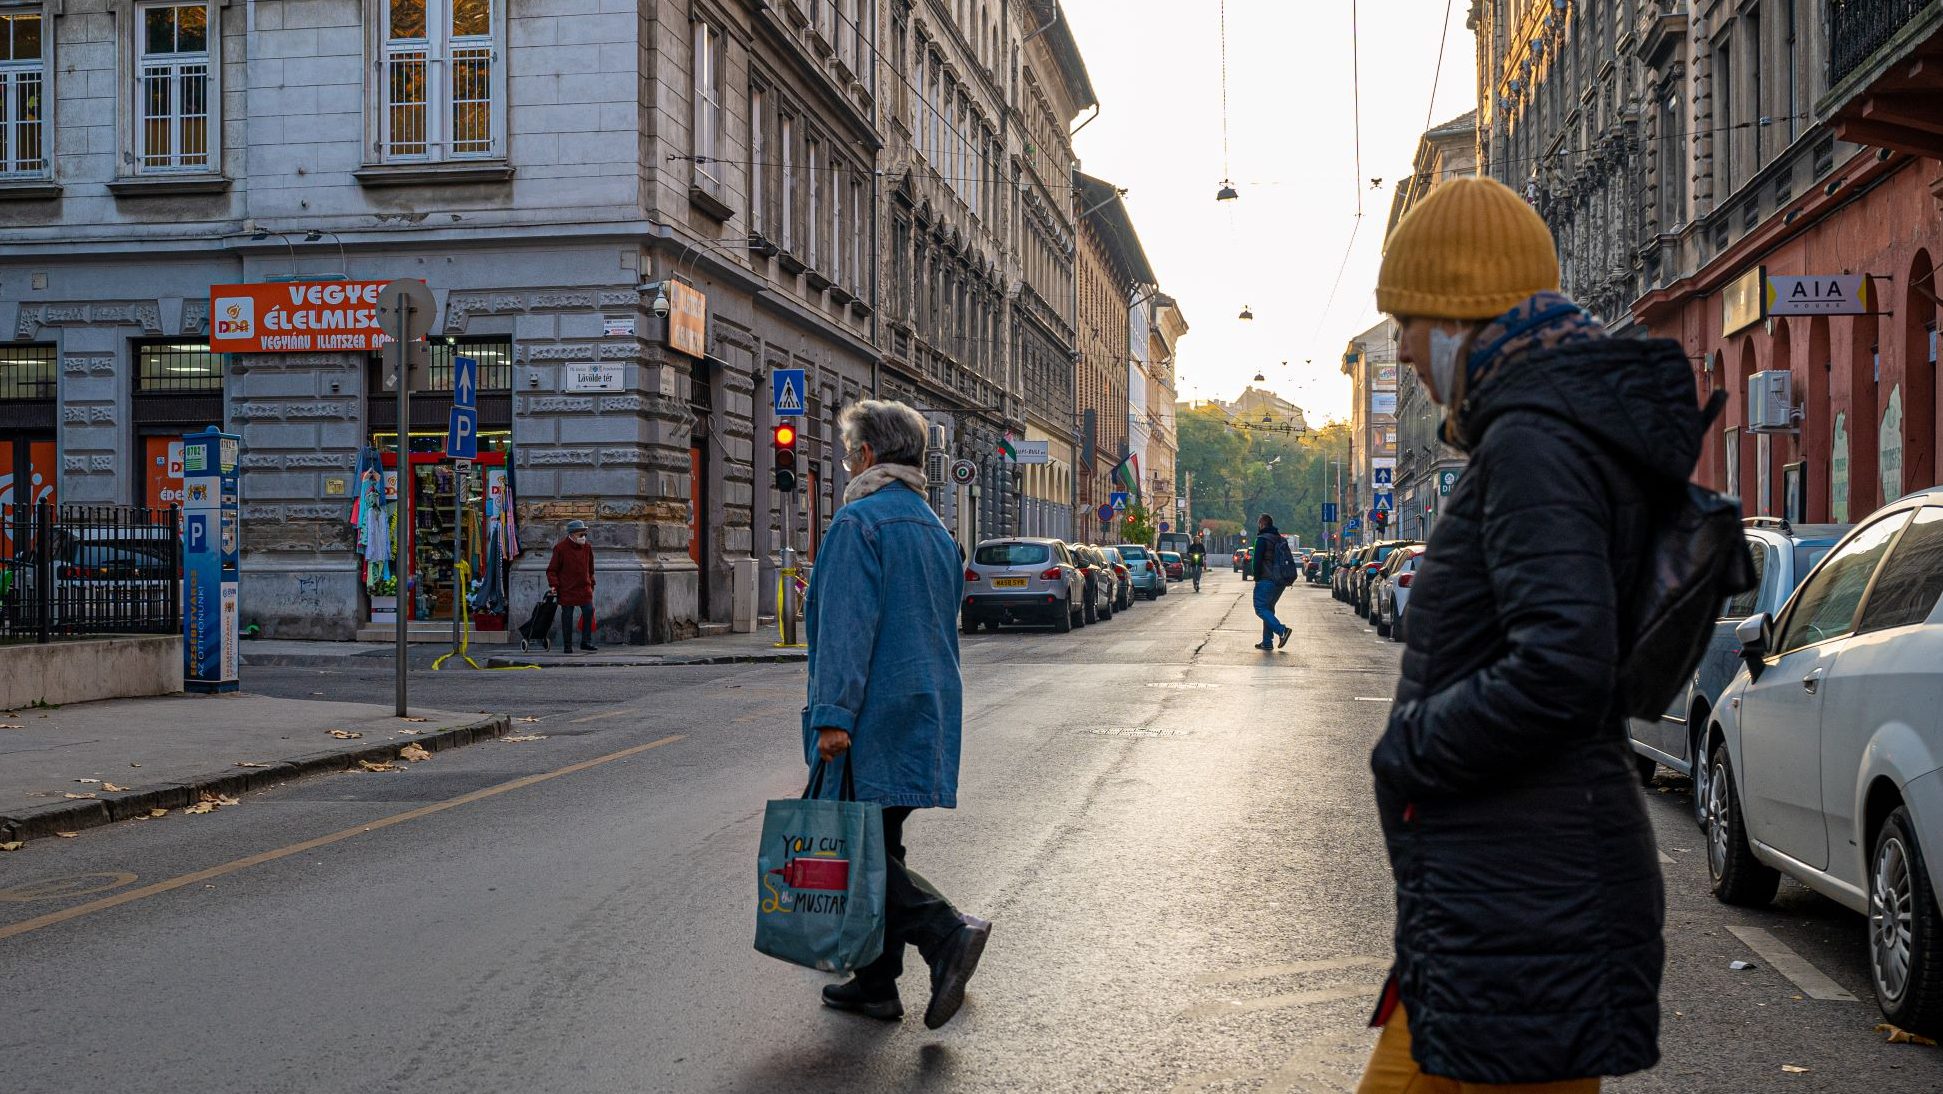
[565,519,588,534]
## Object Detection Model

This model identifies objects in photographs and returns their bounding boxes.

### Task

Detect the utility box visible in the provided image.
[731,557,758,634]
[1748,371,1796,432]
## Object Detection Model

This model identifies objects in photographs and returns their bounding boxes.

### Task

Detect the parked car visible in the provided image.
[1353,541,1418,617]
[1159,551,1184,581]
[1070,544,1119,624]
[7,523,179,633]
[1701,491,1943,1036]
[1627,517,1848,813]
[1096,545,1134,613]
[960,538,1085,633]
[1115,544,1167,599]
[1305,552,1326,584]
[1372,545,1426,640]
[1234,546,1252,575]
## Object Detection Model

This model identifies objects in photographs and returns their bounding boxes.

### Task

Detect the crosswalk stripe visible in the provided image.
[1185,982,1386,1019]
[1726,925,1860,1001]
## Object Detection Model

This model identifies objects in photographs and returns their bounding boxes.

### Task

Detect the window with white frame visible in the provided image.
[136,1,212,172]
[849,177,862,294]
[780,114,795,251]
[692,21,722,188]
[378,0,500,162]
[806,136,821,268]
[749,85,766,234]
[830,162,843,285]
[0,5,46,176]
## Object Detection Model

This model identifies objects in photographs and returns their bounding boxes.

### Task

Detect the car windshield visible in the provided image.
[1118,546,1149,560]
[1160,552,1180,563]
[976,543,1049,567]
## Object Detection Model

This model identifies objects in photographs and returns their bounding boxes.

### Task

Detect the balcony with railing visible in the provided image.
[1823,0,1943,159]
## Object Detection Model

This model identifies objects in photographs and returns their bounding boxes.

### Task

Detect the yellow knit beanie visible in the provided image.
[1376,177,1561,321]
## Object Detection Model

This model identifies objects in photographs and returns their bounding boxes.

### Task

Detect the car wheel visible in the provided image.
[1099,596,1113,621]
[1689,721,1711,830]
[1053,598,1074,633]
[1392,612,1406,643]
[1633,752,1658,787]
[1871,806,1943,1037]
[961,617,979,635]
[1083,593,1098,624]
[1376,612,1391,637]
[1705,741,1781,906]
[983,620,1001,633]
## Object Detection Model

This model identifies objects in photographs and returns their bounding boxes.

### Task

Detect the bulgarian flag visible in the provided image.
[997,433,1018,460]
[1111,454,1142,499]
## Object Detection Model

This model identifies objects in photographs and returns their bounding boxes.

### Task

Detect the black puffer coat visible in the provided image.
[1370,335,1701,1083]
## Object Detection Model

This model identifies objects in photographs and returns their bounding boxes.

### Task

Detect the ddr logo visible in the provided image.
[214,296,254,338]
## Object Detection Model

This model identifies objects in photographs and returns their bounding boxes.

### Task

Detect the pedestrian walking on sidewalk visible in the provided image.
[1251,514,1292,650]
[546,519,598,653]
[1358,176,1685,1092]
[807,399,991,1029]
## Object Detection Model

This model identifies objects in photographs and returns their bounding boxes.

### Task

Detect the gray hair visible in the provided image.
[839,399,929,468]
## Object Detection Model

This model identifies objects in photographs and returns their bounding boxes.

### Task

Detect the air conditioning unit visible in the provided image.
[1748,370,1797,432]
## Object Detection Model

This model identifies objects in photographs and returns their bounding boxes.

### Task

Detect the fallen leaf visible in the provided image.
[399,743,432,763]
[328,730,363,740]
[63,792,95,800]
[149,808,169,818]
[396,727,419,735]
[234,761,270,768]
[194,792,240,808]
[0,841,21,851]
[402,716,429,723]
[357,759,399,773]
[129,762,141,768]
[502,734,549,743]
[1781,1065,1810,1074]
[183,801,217,814]
[1729,960,1756,971]
[101,782,130,793]
[1877,1022,1939,1046]
[55,832,77,838]
[74,778,101,785]
[0,723,23,729]
[515,716,542,724]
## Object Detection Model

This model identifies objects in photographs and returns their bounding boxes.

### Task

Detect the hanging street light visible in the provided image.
[1238,304,1254,320]
[1216,180,1239,202]
[1253,372,1265,382]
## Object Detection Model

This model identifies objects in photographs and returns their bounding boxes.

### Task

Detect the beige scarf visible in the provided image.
[843,463,930,506]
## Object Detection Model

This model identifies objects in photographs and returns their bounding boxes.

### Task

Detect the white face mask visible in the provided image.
[1428,327,1469,406]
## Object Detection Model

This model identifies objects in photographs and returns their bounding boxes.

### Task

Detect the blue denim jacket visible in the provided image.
[801,480,964,808]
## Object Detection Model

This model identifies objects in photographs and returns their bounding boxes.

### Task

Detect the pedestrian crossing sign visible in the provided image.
[771,369,806,417]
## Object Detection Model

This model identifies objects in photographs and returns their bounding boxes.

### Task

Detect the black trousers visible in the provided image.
[558,603,594,648]
[856,806,963,989]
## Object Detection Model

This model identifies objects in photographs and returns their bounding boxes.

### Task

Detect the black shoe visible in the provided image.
[1277,627,1292,649]
[924,915,991,1030]
[1254,642,1274,650]
[580,643,600,652]
[821,978,904,1021]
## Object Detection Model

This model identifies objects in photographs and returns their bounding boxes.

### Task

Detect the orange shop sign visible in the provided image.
[208,280,397,352]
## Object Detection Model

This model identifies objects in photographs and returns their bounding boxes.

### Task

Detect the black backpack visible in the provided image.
[1616,390,1758,718]
[1267,535,1300,586]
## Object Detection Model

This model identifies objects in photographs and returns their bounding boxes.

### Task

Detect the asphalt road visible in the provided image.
[2,572,1939,1092]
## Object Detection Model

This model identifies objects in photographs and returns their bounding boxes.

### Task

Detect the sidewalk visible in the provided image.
[0,693,507,844]
[484,629,806,668]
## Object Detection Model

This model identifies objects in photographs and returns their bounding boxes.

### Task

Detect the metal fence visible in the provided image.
[1829,0,1932,88]
[0,502,182,643]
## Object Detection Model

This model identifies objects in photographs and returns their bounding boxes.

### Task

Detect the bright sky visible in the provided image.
[1064,0,1477,424]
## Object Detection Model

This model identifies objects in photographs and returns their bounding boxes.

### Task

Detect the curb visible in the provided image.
[239,652,391,668]
[484,651,807,668]
[0,713,511,845]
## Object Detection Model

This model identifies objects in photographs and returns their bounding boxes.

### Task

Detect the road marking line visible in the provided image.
[1185,982,1386,1019]
[568,708,640,724]
[1194,955,1390,986]
[1725,925,1860,1001]
[1657,850,1676,866]
[0,734,685,943]
[1353,697,1391,702]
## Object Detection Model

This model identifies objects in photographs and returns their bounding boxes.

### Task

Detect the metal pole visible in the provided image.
[452,460,466,652]
[780,488,797,647]
[394,317,412,717]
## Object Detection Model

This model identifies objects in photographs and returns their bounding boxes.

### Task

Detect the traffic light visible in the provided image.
[772,423,798,491]
[1372,508,1389,532]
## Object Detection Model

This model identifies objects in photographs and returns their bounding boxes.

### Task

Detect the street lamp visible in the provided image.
[1238,305,1254,321]
[1216,180,1239,202]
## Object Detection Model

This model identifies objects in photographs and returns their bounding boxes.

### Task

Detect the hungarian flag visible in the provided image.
[997,435,1017,460]
[1111,454,1142,499]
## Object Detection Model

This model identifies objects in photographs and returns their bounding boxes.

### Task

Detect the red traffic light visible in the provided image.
[773,423,797,448]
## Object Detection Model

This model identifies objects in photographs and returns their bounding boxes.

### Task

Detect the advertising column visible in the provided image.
[182,428,241,693]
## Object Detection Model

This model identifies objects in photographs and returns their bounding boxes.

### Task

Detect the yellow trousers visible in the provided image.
[1355,1007,1601,1094]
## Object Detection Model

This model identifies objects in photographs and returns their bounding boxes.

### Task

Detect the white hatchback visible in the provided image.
[1703,489,1943,1036]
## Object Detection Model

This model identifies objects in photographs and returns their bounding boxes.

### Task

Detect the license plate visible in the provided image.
[992,577,1028,588]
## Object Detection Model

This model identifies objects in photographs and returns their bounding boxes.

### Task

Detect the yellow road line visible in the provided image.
[0,734,685,943]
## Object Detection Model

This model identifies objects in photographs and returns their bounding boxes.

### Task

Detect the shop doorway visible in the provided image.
[1,345,59,559]
[371,431,515,631]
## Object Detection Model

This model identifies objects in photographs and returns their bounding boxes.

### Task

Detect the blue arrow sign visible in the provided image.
[772,368,806,417]
[1322,502,1338,523]
[446,406,478,460]
[452,355,478,410]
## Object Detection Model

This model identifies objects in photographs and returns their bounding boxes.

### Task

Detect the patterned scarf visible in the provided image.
[1442,291,1606,448]
[842,462,930,506]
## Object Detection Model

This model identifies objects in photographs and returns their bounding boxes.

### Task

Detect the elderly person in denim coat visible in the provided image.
[805,399,991,1030]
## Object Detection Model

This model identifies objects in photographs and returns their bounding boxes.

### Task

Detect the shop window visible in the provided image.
[366,336,511,432]
[136,341,221,392]
[374,0,501,162]
[0,5,47,177]
[135,1,214,173]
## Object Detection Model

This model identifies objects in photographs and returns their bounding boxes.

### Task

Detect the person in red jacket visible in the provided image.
[546,519,598,653]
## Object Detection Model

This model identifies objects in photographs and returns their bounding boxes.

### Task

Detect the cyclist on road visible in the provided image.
[1185,535,1207,592]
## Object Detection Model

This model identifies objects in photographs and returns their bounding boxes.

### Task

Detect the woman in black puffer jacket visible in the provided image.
[1356,178,1699,1092]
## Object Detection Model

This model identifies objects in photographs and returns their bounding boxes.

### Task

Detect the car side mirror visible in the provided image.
[1735,613,1772,679]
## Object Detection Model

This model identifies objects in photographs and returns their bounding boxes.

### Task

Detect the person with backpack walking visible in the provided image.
[1251,514,1293,650]
[1356,176,1693,1091]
